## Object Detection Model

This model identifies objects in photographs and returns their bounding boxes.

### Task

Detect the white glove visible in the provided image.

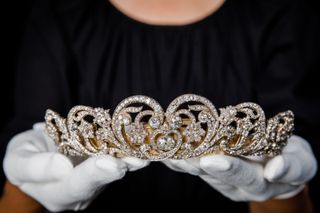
[3,123,149,212]
[163,135,317,201]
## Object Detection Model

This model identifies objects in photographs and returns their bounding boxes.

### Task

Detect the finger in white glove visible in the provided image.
[19,155,127,211]
[264,135,317,184]
[122,157,150,171]
[162,135,317,202]
[263,135,317,199]
[163,158,204,176]
[3,123,149,212]
[3,130,73,185]
[199,155,298,201]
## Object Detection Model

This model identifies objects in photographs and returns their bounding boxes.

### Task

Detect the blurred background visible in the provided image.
[1,1,319,135]
[0,0,35,128]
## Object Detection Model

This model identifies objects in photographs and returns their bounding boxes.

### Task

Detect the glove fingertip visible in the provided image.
[164,159,203,176]
[122,157,149,171]
[50,154,73,179]
[264,156,286,181]
[32,122,46,130]
[200,155,232,172]
[95,156,126,171]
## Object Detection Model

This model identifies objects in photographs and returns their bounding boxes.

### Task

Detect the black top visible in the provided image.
[1,0,319,212]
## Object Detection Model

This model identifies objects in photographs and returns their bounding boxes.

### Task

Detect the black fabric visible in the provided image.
[1,0,319,212]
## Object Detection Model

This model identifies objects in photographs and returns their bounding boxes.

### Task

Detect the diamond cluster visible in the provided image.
[45,94,294,161]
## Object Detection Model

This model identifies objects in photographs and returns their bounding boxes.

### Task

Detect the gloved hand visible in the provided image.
[163,135,317,201]
[3,123,149,212]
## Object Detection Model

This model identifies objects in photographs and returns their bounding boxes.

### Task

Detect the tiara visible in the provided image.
[45,94,294,161]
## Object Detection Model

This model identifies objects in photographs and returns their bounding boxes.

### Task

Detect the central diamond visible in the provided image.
[157,135,176,151]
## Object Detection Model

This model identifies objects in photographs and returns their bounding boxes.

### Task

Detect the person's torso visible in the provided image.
[48,0,279,210]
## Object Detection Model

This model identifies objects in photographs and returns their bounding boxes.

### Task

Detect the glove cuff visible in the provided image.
[274,184,305,199]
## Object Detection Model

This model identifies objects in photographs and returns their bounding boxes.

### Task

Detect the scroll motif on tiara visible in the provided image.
[45,94,294,161]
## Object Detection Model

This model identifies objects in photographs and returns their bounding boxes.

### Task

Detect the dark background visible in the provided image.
[0,0,35,128]
[1,1,319,138]
[0,0,319,211]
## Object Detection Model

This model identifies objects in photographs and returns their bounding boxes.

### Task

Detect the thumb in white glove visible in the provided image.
[163,135,317,201]
[3,123,149,212]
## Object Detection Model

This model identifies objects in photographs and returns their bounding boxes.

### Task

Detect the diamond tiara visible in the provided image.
[45,94,294,161]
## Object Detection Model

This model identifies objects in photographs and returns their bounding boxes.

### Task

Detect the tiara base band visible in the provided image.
[45,94,294,161]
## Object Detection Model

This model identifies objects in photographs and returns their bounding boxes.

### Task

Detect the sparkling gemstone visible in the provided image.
[157,135,176,151]
[182,143,192,150]
[198,111,208,122]
[140,144,150,153]
[148,116,161,129]
[125,124,147,145]
[122,117,130,125]
[184,123,205,142]
[169,116,182,129]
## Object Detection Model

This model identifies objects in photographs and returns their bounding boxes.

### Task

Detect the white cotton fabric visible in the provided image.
[3,123,149,212]
[163,135,317,201]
